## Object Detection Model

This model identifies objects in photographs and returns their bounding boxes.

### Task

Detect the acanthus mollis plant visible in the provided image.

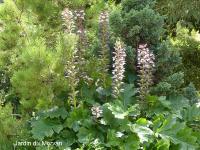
[112,39,126,98]
[65,48,80,108]
[137,43,155,100]
[61,8,75,34]
[61,8,79,107]
[99,11,110,72]
[97,11,111,88]
[74,9,93,85]
[74,9,88,51]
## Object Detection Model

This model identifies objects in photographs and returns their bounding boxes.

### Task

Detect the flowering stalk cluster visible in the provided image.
[62,8,88,50]
[61,8,92,106]
[112,39,126,98]
[137,43,155,100]
[61,8,75,34]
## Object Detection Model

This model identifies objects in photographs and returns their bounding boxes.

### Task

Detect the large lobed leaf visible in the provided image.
[31,118,63,140]
[31,107,68,140]
[105,100,139,119]
[156,116,198,149]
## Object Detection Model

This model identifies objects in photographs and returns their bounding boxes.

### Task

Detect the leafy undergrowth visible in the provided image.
[29,86,200,150]
[0,0,200,150]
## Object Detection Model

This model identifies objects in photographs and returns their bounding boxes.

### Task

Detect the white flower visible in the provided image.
[197,101,200,107]
[99,11,110,75]
[137,43,155,100]
[74,9,85,20]
[116,131,124,138]
[61,8,75,33]
[99,11,109,23]
[91,105,103,118]
[112,39,126,98]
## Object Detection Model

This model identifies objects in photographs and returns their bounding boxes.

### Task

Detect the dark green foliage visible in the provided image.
[110,0,164,47]
[122,0,155,12]
[183,83,199,105]
[156,0,200,31]
[155,41,182,80]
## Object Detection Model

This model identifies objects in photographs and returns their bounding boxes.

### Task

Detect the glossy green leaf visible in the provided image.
[129,124,154,143]
[77,127,93,144]
[156,116,198,149]
[105,100,139,119]
[31,119,63,140]
[123,134,140,150]
[45,106,68,119]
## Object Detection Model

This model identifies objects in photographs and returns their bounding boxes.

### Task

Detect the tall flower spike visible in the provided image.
[61,8,79,107]
[74,9,92,85]
[99,11,110,72]
[137,43,155,100]
[61,8,75,34]
[74,9,87,50]
[97,11,110,88]
[65,48,79,108]
[112,39,126,98]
